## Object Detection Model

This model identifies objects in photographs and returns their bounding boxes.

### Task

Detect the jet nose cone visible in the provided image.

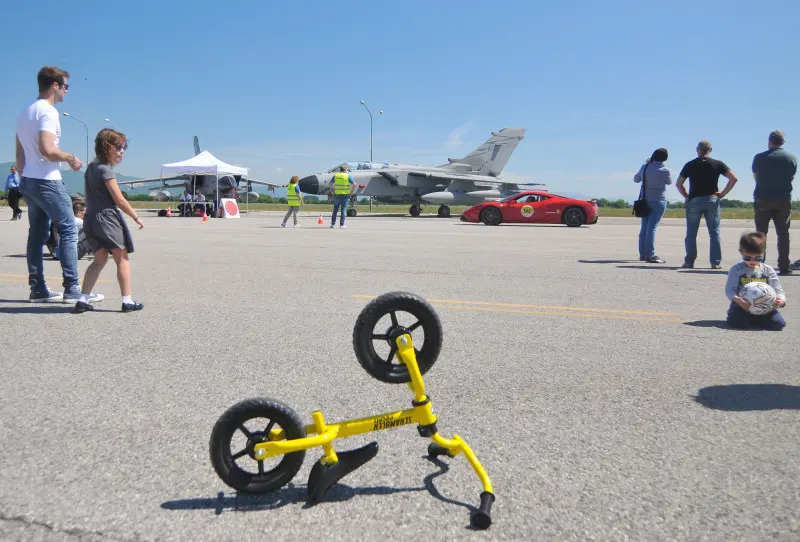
[298,175,319,194]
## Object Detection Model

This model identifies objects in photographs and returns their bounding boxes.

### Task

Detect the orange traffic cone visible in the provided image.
[317,213,324,225]
[166,206,172,217]
[202,211,208,222]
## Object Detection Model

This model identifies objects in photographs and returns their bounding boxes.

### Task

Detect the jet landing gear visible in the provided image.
[347,195,358,217]
[408,204,451,218]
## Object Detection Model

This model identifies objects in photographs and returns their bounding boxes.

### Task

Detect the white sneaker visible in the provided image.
[340,224,346,228]
[62,292,104,303]
[294,224,300,228]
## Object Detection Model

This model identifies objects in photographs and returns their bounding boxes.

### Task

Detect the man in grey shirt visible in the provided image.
[752,130,797,274]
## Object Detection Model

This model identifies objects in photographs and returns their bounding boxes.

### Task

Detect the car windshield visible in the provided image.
[327,161,389,173]
[502,192,550,203]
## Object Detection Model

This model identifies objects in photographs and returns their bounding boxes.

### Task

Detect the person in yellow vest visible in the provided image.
[281,175,303,228]
[329,164,355,228]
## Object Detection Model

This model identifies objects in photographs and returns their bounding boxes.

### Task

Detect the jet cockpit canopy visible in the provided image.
[327,161,389,173]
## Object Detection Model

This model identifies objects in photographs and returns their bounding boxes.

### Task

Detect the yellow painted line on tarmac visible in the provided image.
[352,294,678,317]
[0,273,112,283]
[429,304,681,322]
[352,297,680,323]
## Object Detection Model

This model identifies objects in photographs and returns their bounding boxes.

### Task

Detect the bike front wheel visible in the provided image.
[353,291,443,384]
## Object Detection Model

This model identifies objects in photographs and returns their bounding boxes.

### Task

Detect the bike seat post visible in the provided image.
[312,411,338,465]
[395,334,427,404]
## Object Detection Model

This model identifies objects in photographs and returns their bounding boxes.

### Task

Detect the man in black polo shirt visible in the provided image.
[752,130,797,275]
[676,140,739,269]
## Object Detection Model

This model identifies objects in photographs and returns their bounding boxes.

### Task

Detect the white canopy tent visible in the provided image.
[160,151,249,213]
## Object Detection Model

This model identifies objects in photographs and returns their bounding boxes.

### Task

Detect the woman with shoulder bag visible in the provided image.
[634,148,672,263]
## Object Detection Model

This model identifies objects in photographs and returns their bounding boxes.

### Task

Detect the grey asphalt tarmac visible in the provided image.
[1,210,798,541]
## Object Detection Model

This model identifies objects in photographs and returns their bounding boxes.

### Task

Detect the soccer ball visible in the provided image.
[740,282,777,315]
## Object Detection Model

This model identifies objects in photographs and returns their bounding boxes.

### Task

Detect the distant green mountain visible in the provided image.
[1,161,142,195]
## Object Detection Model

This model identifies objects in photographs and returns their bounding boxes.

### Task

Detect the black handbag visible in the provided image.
[633,163,651,217]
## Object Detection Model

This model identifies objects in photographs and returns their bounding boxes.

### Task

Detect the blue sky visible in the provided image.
[2,0,797,201]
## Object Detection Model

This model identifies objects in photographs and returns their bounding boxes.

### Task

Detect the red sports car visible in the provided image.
[460,191,599,227]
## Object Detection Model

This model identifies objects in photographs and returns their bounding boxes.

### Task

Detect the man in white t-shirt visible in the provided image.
[15,66,102,304]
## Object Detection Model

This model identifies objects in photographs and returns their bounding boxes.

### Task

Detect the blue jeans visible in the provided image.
[726,303,785,330]
[331,195,350,226]
[19,177,79,294]
[638,200,667,259]
[684,195,721,266]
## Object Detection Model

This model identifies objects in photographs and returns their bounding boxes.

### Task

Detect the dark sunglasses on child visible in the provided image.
[741,254,765,262]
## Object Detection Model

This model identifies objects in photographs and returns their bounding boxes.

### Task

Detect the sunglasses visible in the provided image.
[115,144,128,151]
[741,254,765,262]
[60,83,69,90]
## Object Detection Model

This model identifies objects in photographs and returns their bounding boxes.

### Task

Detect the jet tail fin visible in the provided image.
[446,128,525,177]
[193,136,201,156]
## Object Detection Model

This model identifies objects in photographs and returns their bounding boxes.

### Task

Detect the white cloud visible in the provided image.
[445,121,473,149]
[576,171,635,182]
[498,171,539,185]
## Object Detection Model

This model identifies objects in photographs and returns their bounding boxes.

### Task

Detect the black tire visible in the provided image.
[563,206,586,227]
[347,208,357,217]
[437,205,451,218]
[409,205,421,217]
[480,207,502,226]
[353,292,443,384]
[209,397,306,493]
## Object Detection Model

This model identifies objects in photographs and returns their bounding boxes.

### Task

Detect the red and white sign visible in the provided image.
[220,198,240,218]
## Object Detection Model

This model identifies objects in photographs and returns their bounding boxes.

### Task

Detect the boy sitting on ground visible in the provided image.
[73,200,95,259]
[725,231,786,330]
[55,200,94,260]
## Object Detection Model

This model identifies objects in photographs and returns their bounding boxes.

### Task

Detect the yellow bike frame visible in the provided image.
[253,333,493,495]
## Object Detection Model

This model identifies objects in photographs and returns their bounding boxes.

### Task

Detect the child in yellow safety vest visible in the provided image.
[282,176,303,228]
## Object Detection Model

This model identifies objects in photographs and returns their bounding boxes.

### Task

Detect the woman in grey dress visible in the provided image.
[73,128,145,313]
[633,148,672,264]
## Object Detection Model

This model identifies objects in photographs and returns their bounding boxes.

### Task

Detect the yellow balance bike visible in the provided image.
[209,291,495,529]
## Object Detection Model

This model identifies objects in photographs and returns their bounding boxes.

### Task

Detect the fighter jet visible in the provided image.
[119,136,279,211]
[297,128,541,217]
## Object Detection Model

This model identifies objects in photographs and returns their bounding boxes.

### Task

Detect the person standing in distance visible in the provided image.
[281,175,303,227]
[329,164,355,228]
[15,66,103,303]
[752,130,797,275]
[73,129,144,314]
[675,140,739,269]
[5,166,23,220]
[633,148,672,263]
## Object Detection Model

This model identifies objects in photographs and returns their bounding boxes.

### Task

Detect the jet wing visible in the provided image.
[377,171,400,185]
[244,178,282,190]
[117,175,186,189]
[407,171,543,187]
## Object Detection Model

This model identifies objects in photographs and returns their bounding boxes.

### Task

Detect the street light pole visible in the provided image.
[62,112,88,166]
[359,100,383,162]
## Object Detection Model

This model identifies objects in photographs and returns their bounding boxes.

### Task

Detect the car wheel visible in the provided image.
[480,207,502,226]
[563,207,586,227]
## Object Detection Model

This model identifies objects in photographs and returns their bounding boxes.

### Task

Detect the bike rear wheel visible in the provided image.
[209,397,306,493]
